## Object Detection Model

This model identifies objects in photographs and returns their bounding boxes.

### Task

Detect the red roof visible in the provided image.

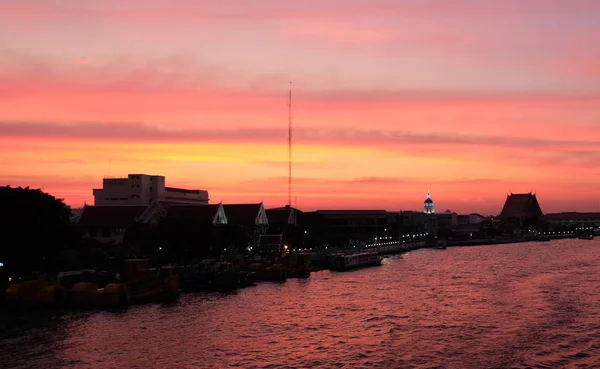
[78,206,146,228]
[222,204,262,225]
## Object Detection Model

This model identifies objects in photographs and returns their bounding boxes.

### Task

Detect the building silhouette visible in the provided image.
[93,174,209,206]
[499,192,543,220]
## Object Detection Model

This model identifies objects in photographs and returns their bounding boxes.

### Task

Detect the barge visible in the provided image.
[329,252,383,271]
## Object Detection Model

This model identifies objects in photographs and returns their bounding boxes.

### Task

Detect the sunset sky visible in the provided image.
[1,0,599,214]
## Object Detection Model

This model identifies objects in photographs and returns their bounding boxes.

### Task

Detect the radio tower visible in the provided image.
[288,81,292,207]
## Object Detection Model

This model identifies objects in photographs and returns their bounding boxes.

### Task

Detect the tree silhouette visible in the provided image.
[0,186,76,275]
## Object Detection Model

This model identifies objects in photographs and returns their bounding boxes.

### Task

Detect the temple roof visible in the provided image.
[78,205,146,228]
[266,208,293,224]
[499,193,544,219]
[223,203,265,225]
[167,204,221,222]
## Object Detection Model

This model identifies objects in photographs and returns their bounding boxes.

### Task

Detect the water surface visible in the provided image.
[2,239,600,368]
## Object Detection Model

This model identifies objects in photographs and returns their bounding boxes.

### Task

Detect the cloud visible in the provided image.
[2,121,599,152]
[2,51,599,106]
[286,21,390,43]
[2,0,599,22]
[76,56,91,65]
[258,176,510,186]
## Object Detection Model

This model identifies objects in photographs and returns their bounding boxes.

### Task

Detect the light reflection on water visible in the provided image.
[2,239,600,368]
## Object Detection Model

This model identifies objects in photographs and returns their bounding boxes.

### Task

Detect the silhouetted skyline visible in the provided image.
[1,1,599,214]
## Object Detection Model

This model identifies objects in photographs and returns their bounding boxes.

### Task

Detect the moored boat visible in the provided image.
[69,282,130,308]
[5,280,68,308]
[329,252,382,271]
[120,260,180,304]
[285,253,312,278]
[180,260,255,292]
[434,239,447,249]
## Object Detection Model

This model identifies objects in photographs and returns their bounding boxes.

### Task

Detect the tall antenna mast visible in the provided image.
[288,81,292,207]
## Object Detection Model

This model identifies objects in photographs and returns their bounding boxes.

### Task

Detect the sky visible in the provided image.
[1,0,599,215]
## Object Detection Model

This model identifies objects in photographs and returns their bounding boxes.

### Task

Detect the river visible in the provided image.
[2,239,600,368]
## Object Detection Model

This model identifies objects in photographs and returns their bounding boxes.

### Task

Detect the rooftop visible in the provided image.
[167,204,221,221]
[78,205,147,227]
[165,187,208,195]
[223,204,264,225]
[499,192,544,219]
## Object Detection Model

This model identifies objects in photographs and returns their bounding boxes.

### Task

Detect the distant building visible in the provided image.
[457,213,487,225]
[136,201,226,226]
[436,210,458,236]
[222,203,270,248]
[469,213,486,224]
[78,205,147,244]
[545,212,600,228]
[424,191,435,214]
[258,234,283,255]
[93,174,209,206]
[398,211,438,237]
[315,210,392,243]
[498,192,544,220]
[266,205,299,226]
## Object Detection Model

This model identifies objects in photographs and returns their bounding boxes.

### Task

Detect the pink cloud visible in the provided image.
[287,22,390,43]
[2,0,600,22]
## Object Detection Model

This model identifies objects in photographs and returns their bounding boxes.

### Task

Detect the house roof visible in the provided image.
[499,193,544,219]
[265,209,288,224]
[167,204,221,222]
[222,204,263,225]
[78,205,146,228]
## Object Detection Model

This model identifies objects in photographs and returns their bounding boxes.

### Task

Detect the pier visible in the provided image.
[305,239,431,270]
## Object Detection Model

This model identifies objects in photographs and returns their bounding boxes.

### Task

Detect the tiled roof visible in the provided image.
[78,206,146,227]
[222,204,262,225]
[167,204,220,222]
[499,193,544,219]
[266,208,291,224]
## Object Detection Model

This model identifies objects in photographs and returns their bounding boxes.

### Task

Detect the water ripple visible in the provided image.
[2,239,600,368]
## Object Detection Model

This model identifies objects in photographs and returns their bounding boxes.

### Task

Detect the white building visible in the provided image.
[93,174,209,206]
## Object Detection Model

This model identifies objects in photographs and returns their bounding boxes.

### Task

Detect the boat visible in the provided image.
[578,234,594,240]
[5,280,68,308]
[180,260,255,292]
[329,252,383,271]
[434,239,447,249]
[246,262,286,281]
[119,260,180,304]
[285,253,312,278]
[69,282,130,308]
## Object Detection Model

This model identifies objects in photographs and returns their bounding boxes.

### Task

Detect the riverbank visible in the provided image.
[446,234,578,247]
